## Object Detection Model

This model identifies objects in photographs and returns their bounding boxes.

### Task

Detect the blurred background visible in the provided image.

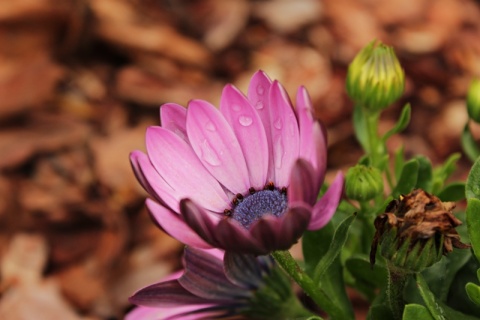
[0,0,479,319]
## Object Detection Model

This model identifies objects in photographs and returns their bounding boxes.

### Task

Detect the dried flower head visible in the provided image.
[370,189,470,272]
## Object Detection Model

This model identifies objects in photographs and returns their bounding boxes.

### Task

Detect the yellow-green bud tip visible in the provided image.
[345,165,383,201]
[467,78,480,123]
[346,40,405,111]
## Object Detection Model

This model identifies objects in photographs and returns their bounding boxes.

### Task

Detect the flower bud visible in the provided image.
[370,189,470,273]
[467,78,480,123]
[346,40,405,111]
[345,165,383,201]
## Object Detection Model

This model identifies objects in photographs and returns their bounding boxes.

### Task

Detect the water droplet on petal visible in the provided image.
[257,85,265,95]
[274,118,283,130]
[255,101,264,110]
[274,135,284,169]
[232,104,241,112]
[289,120,297,137]
[200,140,221,166]
[205,121,216,132]
[238,115,253,127]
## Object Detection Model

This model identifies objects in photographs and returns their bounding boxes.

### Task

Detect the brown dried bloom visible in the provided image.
[370,189,470,272]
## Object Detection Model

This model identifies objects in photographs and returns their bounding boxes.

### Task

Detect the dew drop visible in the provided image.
[205,121,216,132]
[274,136,284,169]
[255,101,264,110]
[201,140,221,166]
[256,85,265,95]
[238,115,253,127]
[273,118,283,130]
[232,104,241,112]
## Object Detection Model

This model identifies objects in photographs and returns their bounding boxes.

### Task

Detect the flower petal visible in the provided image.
[129,279,213,308]
[288,159,318,205]
[214,219,266,254]
[126,305,218,320]
[224,252,264,289]
[308,171,345,230]
[180,199,222,247]
[268,81,300,187]
[160,103,188,141]
[296,86,327,183]
[186,99,250,194]
[179,247,250,300]
[220,84,269,190]
[146,126,228,212]
[146,199,212,249]
[249,205,310,253]
[247,70,275,182]
[130,150,179,210]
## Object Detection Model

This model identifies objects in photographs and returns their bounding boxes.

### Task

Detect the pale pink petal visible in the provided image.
[268,81,300,187]
[311,122,328,188]
[130,150,179,211]
[160,103,188,141]
[220,84,269,189]
[146,126,229,212]
[247,70,275,183]
[126,305,216,320]
[146,199,212,249]
[297,86,327,181]
[186,100,250,194]
[308,172,345,230]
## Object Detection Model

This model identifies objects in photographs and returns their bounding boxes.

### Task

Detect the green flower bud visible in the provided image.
[345,165,384,201]
[370,189,470,273]
[346,40,405,111]
[467,78,480,123]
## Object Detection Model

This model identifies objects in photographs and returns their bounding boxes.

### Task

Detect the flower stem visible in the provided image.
[364,109,382,168]
[272,250,350,320]
[386,264,409,320]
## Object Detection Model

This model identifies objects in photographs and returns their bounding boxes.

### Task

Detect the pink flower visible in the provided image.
[127,248,282,319]
[130,70,344,255]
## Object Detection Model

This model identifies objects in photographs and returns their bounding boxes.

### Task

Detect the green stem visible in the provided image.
[386,264,409,320]
[359,201,376,253]
[272,250,350,320]
[364,109,382,168]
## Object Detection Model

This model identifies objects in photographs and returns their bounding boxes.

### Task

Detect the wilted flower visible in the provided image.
[127,247,307,320]
[345,164,384,201]
[467,78,480,123]
[346,40,405,111]
[370,189,470,273]
[130,70,343,255]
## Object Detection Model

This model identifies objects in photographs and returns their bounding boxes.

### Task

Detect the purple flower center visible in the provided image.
[231,189,288,228]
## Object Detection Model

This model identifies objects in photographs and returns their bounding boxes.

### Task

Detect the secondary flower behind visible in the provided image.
[127,247,304,320]
[130,70,344,255]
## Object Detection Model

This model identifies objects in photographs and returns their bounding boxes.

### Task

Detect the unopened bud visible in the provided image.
[467,78,480,123]
[346,40,405,112]
[345,165,383,201]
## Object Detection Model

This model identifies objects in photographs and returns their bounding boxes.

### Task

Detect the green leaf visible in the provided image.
[437,182,466,202]
[302,223,354,318]
[403,304,434,320]
[383,103,411,142]
[462,123,480,163]
[466,282,480,306]
[432,153,461,194]
[466,198,480,263]
[466,156,480,200]
[415,156,433,192]
[313,214,357,283]
[392,159,419,197]
[415,273,480,320]
[394,146,405,181]
[346,255,387,300]
[353,104,369,152]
